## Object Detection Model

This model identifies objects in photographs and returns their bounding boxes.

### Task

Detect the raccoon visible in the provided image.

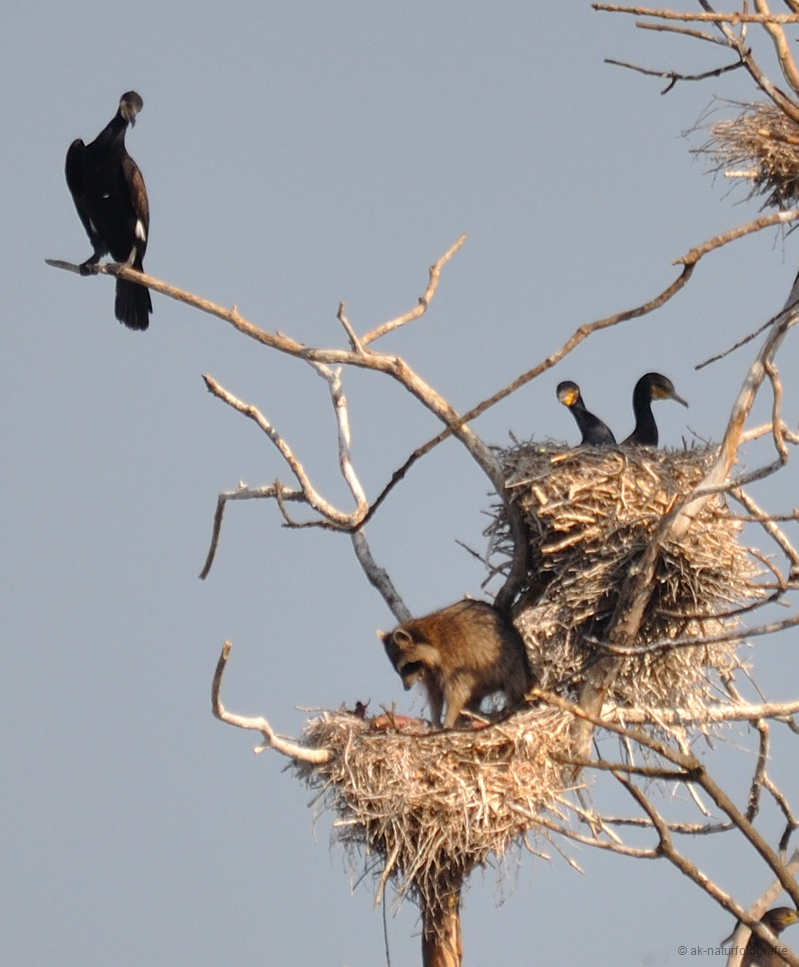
[379,599,534,729]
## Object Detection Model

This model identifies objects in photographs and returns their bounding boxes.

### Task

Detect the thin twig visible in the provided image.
[635,20,731,42]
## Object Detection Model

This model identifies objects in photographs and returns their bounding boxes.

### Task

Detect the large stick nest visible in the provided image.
[696,101,799,209]
[292,705,576,910]
[291,442,762,914]
[491,443,762,717]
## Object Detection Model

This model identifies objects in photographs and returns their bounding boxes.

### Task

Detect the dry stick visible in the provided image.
[588,814,734,834]
[200,484,306,579]
[211,641,330,763]
[678,210,799,265]
[747,720,770,823]
[605,55,744,94]
[766,357,790,463]
[307,362,411,621]
[636,20,731,42]
[351,530,412,623]
[697,315,780,369]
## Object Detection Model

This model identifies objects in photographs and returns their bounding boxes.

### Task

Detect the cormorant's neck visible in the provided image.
[98,111,130,146]
[632,384,657,445]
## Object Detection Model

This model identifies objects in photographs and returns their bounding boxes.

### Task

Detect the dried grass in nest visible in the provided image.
[490,443,763,717]
[292,706,575,909]
[696,101,799,209]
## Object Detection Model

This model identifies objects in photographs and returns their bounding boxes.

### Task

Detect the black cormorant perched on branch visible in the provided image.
[556,381,617,446]
[622,372,687,447]
[66,91,152,331]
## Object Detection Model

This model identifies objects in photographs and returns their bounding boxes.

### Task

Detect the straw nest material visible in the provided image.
[292,705,576,909]
[289,441,761,913]
[696,101,799,209]
[491,443,763,717]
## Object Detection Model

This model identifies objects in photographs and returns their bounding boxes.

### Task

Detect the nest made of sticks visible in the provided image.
[696,100,799,209]
[491,443,763,717]
[292,705,576,910]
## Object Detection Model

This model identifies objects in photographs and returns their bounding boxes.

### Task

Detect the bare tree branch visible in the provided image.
[212,641,331,763]
[593,4,799,23]
[754,0,799,95]
[360,233,467,346]
[199,483,307,579]
[605,55,744,94]
[202,375,357,527]
[635,20,734,43]
[677,210,799,266]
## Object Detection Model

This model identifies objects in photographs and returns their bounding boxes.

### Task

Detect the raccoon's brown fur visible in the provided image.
[379,599,534,729]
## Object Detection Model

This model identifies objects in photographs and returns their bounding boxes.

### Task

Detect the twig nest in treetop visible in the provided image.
[490,443,764,717]
[697,100,799,209]
[292,705,576,911]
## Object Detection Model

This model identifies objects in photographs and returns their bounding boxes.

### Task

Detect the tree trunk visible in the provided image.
[421,879,463,967]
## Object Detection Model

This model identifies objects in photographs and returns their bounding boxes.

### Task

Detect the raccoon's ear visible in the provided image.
[377,630,389,644]
[393,628,414,647]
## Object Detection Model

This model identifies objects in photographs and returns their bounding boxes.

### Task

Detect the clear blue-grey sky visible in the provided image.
[3,2,799,965]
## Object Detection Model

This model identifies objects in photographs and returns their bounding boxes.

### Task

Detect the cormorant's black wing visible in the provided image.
[65,138,103,254]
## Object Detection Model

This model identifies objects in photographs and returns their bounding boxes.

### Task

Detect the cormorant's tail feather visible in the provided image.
[115,279,152,331]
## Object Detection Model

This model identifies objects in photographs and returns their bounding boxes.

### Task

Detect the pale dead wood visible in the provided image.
[350,530,412,623]
[202,374,357,527]
[200,362,411,619]
[677,210,799,265]
[672,309,798,540]
[212,641,331,763]
[636,20,732,42]
[594,4,799,22]
[613,698,799,724]
[199,483,306,579]
[360,233,467,346]
[732,489,799,574]
[755,0,799,95]
[538,691,799,913]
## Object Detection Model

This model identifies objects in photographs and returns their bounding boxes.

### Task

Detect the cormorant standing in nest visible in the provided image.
[66,91,152,331]
[622,372,687,446]
[556,381,616,446]
[725,907,799,966]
